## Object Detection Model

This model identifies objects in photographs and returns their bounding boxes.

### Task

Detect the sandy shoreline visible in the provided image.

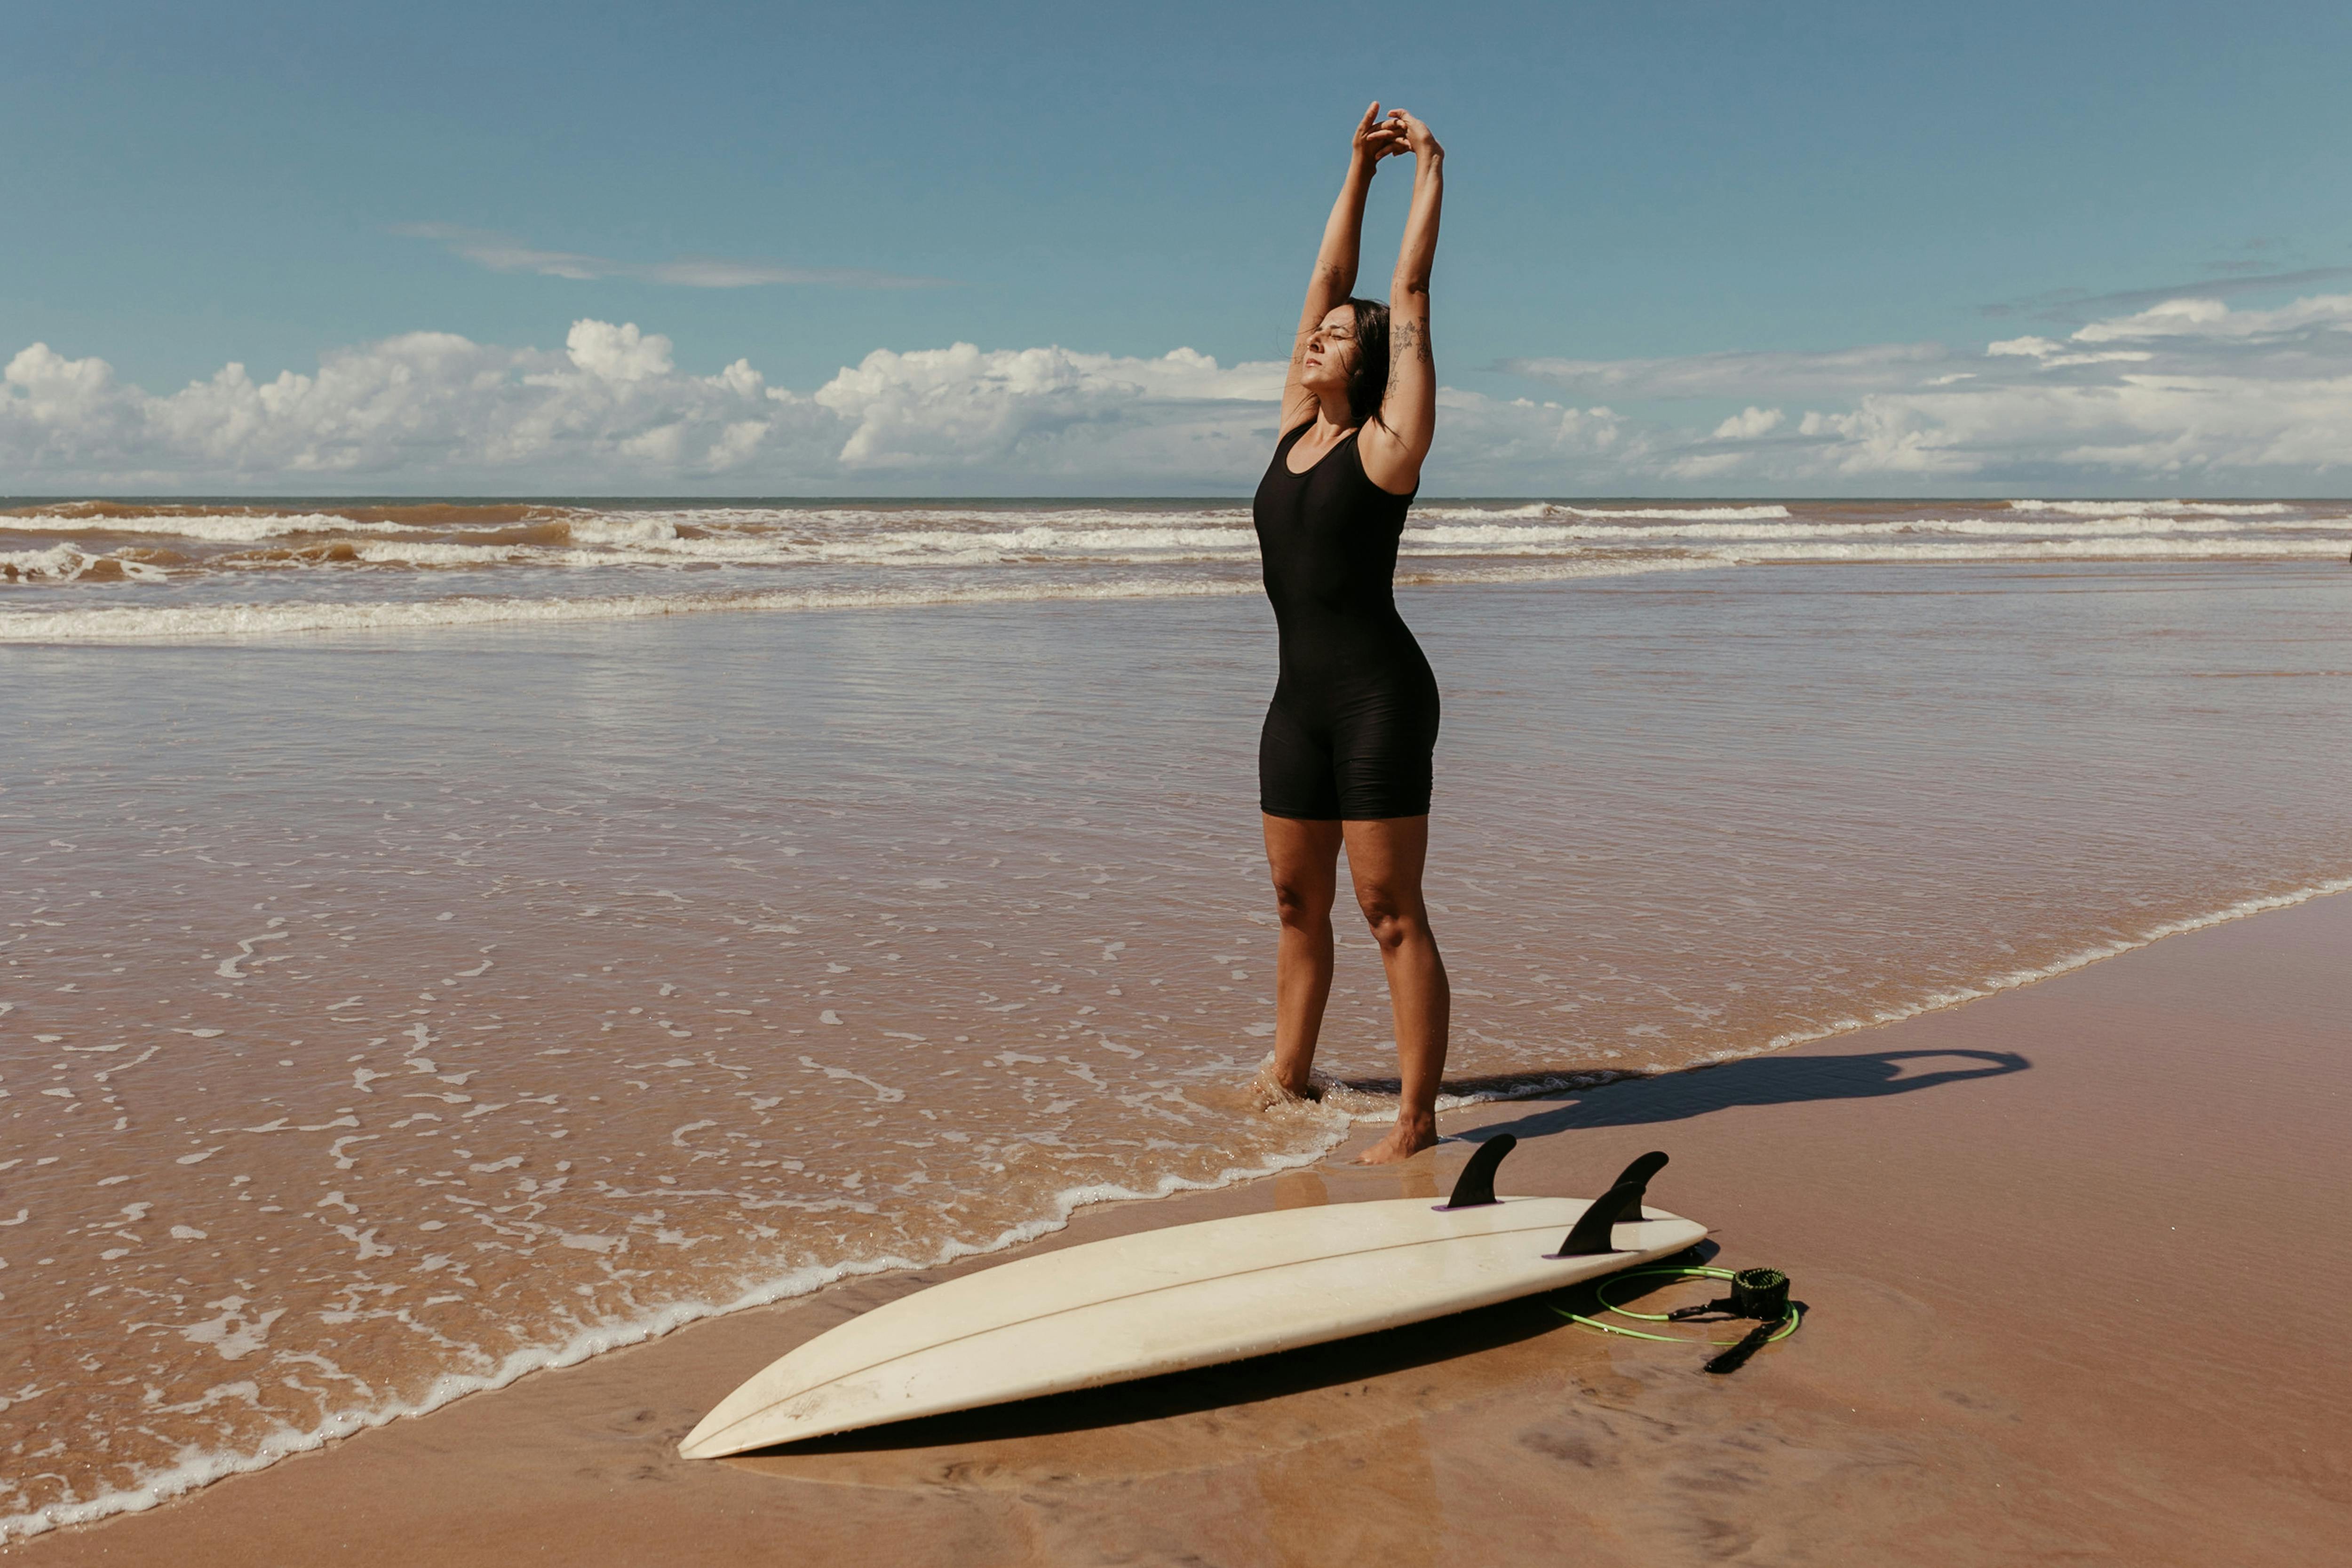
[15,890,2349,1564]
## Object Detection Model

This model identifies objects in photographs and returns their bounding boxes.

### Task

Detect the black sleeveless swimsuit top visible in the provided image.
[1251,422,1439,820]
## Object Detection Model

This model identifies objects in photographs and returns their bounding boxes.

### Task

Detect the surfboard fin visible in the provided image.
[1608,1149,1669,1194]
[1438,1133,1517,1209]
[1550,1150,1669,1256]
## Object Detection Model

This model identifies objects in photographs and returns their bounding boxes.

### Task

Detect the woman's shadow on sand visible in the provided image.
[1430,1046,2029,1144]
[729,1046,2025,1463]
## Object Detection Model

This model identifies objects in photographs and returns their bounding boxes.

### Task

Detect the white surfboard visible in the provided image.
[681,1142,1702,1458]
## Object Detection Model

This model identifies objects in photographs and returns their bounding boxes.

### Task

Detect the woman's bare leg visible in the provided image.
[1261,814,1343,1097]
[1341,815,1449,1163]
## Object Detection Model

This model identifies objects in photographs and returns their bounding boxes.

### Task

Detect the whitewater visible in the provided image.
[2,495,2343,640]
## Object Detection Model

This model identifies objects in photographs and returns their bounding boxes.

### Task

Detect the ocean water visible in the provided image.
[1,495,2345,639]
[3,496,2351,1541]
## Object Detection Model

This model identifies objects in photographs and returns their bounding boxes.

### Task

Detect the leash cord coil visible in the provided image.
[1551,1264,1804,1347]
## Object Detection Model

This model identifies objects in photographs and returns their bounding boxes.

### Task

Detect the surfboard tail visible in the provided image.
[1548,1151,1670,1257]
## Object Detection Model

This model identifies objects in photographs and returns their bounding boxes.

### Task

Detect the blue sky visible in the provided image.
[7,0,2352,494]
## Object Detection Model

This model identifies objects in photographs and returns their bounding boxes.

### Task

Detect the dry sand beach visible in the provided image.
[13,887,2348,1566]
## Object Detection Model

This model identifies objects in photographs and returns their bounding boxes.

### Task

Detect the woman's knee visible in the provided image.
[1272,875,1335,930]
[1354,888,1429,950]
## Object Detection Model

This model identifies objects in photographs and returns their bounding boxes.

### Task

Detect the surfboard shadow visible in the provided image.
[1436,1047,2029,1142]
[727,1245,1718,1460]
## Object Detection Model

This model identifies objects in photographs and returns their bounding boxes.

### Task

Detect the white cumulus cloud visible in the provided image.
[0,325,1295,492]
[1497,293,2352,486]
[564,320,675,381]
[812,344,1280,473]
[0,325,839,489]
[8,293,2352,493]
[1711,406,1785,440]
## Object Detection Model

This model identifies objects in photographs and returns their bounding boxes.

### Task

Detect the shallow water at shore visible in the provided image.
[4,558,2350,1537]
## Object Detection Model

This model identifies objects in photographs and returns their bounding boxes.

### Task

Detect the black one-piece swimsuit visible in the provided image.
[1253,422,1440,821]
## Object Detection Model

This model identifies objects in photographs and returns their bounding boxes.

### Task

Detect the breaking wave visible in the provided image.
[4,495,2342,641]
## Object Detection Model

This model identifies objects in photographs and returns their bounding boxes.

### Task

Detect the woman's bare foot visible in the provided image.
[1248,1057,1327,1113]
[1355,1117,1438,1164]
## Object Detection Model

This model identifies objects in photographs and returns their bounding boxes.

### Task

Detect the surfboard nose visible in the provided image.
[678,1408,735,1458]
[679,1385,771,1458]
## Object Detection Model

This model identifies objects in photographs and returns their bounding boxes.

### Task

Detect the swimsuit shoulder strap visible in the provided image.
[1338,425,1417,505]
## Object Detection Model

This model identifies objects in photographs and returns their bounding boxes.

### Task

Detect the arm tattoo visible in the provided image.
[1392,318,1433,365]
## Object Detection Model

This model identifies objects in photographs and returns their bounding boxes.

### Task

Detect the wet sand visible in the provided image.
[16,889,2346,1565]
[16,562,2346,1534]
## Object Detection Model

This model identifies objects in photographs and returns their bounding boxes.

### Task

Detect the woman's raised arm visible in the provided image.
[1361,111,1443,494]
[1280,103,1405,436]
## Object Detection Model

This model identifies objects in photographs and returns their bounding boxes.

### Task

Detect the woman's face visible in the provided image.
[1301,305,1360,399]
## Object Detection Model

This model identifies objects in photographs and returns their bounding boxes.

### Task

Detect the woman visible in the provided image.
[1255,103,1447,1164]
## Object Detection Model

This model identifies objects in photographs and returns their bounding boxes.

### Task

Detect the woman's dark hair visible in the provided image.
[1343,296,1391,426]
